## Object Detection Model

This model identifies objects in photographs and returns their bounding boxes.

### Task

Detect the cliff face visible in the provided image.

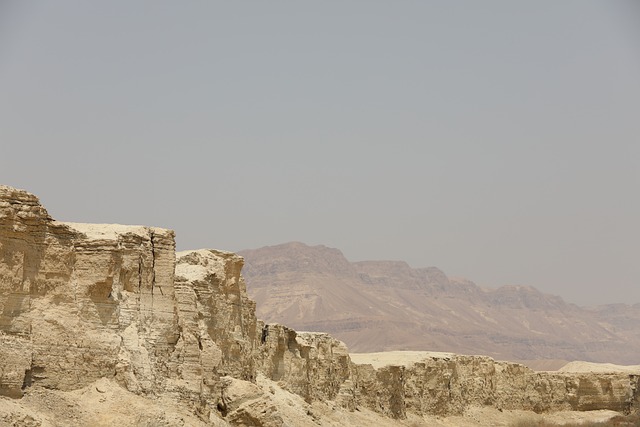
[0,185,177,397]
[0,185,638,426]
[358,356,635,417]
[257,325,352,404]
[172,249,259,396]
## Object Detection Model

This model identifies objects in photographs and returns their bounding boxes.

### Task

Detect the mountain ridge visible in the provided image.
[240,241,640,365]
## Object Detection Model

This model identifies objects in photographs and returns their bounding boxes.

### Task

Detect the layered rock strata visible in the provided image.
[0,186,177,397]
[170,248,259,411]
[257,325,351,404]
[352,355,637,418]
[0,185,638,425]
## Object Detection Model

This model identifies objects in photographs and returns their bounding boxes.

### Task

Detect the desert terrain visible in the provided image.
[0,185,638,427]
[240,242,640,367]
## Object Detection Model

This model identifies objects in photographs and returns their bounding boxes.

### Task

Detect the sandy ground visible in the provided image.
[0,377,214,427]
[0,376,626,427]
[558,361,640,374]
[0,362,633,427]
[513,359,569,371]
[410,407,623,426]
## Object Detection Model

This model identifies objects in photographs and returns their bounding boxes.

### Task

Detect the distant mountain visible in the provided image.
[240,242,640,365]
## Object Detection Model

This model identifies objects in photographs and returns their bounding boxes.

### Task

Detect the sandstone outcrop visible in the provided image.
[0,185,638,426]
[257,325,351,404]
[171,248,260,411]
[395,355,635,415]
[260,330,639,419]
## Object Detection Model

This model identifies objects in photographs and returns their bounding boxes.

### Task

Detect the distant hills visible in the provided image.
[240,242,640,366]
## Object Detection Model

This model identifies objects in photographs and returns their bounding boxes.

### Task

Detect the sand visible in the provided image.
[559,361,640,374]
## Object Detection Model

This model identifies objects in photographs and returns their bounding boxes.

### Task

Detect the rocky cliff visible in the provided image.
[0,185,638,426]
[0,186,177,398]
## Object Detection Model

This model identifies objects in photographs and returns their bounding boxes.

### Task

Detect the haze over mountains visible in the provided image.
[240,242,640,366]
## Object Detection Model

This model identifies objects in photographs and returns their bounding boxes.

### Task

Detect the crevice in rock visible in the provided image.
[21,364,44,394]
[218,390,229,417]
[137,255,142,294]
[149,229,156,296]
[21,368,32,391]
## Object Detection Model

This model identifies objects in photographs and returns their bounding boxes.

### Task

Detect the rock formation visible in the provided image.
[0,185,638,426]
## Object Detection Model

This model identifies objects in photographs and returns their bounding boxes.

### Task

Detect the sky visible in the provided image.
[1,1,639,306]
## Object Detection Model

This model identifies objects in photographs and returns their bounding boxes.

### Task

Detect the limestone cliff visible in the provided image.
[0,185,638,426]
[0,185,177,397]
[257,325,352,404]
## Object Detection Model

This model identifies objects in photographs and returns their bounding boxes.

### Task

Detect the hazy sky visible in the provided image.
[1,1,638,306]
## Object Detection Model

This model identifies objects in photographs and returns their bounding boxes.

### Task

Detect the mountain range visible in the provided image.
[240,242,640,366]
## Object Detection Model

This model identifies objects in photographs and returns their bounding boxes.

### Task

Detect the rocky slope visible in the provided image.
[240,242,640,365]
[0,185,638,426]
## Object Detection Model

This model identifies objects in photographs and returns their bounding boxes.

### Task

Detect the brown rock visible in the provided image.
[240,242,640,365]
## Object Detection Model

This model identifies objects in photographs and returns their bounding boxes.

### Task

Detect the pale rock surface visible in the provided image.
[349,351,638,416]
[257,325,351,404]
[0,186,178,397]
[0,376,223,427]
[168,248,260,416]
[350,351,456,369]
[559,361,640,374]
